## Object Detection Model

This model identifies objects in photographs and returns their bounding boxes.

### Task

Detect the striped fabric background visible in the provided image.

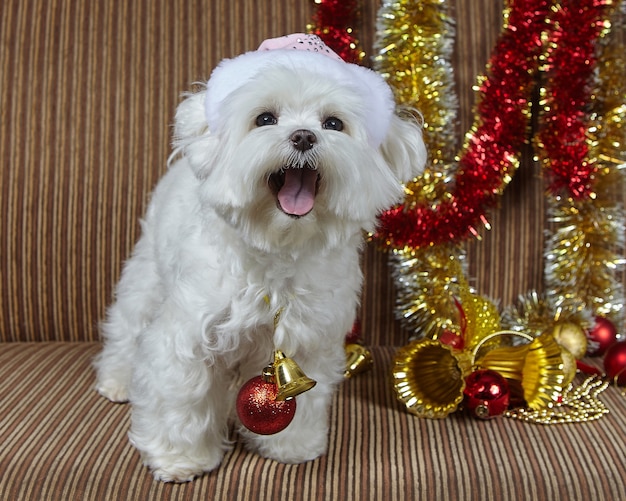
[1,343,625,500]
[3,0,616,345]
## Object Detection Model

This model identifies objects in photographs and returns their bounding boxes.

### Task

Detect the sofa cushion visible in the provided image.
[1,343,625,500]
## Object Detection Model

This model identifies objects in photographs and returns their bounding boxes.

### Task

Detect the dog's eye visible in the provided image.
[256,112,278,127]
[322,117,344,131]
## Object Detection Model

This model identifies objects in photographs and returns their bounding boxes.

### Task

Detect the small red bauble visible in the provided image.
[603,340,626,386]
[587,316,618,356]
[236,376,296,435]
[463,369,510,419]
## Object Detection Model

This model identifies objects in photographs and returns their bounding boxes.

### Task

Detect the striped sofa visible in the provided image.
[1,0,625,499]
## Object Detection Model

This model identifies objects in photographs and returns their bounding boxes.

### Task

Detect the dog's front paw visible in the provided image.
[145,452,224,483]
[261,437,327,464]
[151,464,204,483]
[242,422,329,465]
[95,379,129,403]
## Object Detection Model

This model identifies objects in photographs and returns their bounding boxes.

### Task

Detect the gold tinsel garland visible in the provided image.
[541,9,626,324]
[374,0,458,183]
[374,0,480,340]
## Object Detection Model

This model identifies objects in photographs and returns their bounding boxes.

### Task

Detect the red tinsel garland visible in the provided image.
[376,0,612,250]
[309,0,363,63]
[539,1,608,198]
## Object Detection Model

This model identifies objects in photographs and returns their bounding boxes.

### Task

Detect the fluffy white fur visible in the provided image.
[94,53,426,482]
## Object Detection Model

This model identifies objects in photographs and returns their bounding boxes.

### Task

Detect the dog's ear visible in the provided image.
[173,90,208,141]
[171,89,218,179]
[380,112,427,183]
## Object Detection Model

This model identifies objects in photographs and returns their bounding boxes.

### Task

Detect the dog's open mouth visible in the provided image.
[269,165,320,218]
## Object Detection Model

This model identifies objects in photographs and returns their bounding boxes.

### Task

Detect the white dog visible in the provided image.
[95,34,426,482]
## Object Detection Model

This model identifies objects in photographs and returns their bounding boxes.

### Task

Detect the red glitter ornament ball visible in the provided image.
[236,376,296,435]
[604,340,626,386]
[587,317,618,356]
[463,370,510,419]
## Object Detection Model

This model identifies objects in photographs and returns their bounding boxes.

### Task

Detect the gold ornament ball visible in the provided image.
[551,322,588,359]
[560,348,577,386]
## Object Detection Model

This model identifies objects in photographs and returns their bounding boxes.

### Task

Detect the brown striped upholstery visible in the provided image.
[2,344,626,500]
[1,0,625,500]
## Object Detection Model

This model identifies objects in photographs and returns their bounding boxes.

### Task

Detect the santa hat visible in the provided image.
[204,34,395,148]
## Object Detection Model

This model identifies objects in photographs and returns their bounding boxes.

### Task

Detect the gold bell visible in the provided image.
[344,344,373,378]
[392,340,473,418]
[273,350,317,401]
[475,332,565,409]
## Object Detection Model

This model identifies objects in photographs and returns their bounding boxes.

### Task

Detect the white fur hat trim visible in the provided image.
[204,34,395,148]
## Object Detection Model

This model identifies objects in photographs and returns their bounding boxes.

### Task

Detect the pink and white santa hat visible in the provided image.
[204,34,396,148]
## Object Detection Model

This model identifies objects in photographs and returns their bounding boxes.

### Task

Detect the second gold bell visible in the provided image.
[344,343,373,378]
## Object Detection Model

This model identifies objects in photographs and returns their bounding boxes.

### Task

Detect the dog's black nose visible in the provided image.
[290,129,317,151]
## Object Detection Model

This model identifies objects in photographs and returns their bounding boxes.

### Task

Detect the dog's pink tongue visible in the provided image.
[278,168,317,216]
